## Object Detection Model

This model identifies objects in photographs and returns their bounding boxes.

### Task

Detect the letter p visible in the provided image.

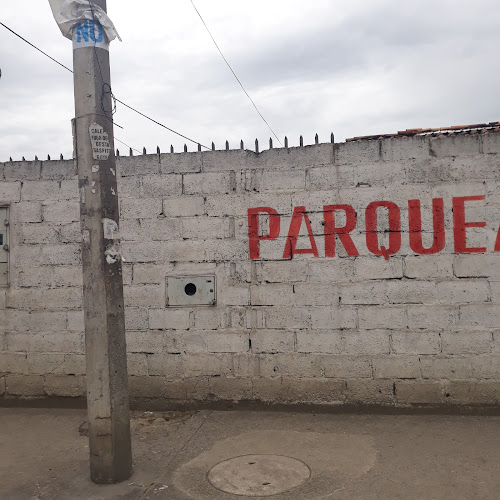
[248,207,280,259]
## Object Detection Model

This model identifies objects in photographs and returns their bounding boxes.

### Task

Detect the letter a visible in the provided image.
[283,207,319,259]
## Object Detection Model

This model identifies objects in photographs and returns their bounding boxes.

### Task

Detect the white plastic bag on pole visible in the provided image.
[48,0,121,42]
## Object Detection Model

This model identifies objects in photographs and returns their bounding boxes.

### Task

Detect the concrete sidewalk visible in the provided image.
[0,408,499,499]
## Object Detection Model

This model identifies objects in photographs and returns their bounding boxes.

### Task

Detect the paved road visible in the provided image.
[1,408,499,499]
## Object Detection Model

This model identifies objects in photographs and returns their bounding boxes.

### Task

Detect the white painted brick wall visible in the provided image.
[183,172,235,195]
[372,356,421,379]
[1,131,499,406]
[390,331,441,355]
[141,174,182,197]
[162,196,205,217]
[42,201,79,223]
[22,181,61,201]
[358,306,407,330]
[11,202,42,223]
[0,182,21,202]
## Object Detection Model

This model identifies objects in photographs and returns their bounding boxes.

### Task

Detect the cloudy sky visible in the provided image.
[1,0,499,162]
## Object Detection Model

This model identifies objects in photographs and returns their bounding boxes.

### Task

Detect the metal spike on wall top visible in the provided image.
[47,155,51,161]
[129,148,133,156]
[255,138,259,154]
[60,154,64,160]
[35,155,38,161]
[170,145,174,153]
[284,136,288,148]
[198,143,201,152]
[212,142,215,151]
[331,132,334,143]
[184,144,188,152]
[143,147,146,155]
[300,136,303,147]
[9,157,12,162]
[225,141,229,151]
[269,138,273,149]
[315,134,319,144]
[240,140,244,150]
[116,149,120,156]
[22,156,25,161]
[157,146,160,155]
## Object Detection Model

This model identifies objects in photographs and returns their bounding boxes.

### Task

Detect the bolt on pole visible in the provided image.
[71,0,132,483]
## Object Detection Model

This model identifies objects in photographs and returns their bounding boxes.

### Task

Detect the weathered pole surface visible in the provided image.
[72,0,132,483]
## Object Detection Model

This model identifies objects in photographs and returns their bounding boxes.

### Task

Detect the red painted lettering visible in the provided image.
[408,198,445,255]
[323,204,359,257]
[365,201,401,258]
[495,226,500,252]
[248,207,280,260]
[283,206,319,259]
[452,196,486,253]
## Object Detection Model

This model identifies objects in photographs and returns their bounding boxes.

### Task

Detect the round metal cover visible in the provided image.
[207,454,311,497]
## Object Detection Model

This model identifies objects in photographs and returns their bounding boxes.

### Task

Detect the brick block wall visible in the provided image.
[0,131,499,407]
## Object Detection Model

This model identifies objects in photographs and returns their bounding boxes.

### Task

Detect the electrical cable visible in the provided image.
[86,2,117,118]
[114,137,141,154]
[91,1,209,150]
[0,19,209,150]
[0,21,73,73]
[113,97,210,149]
[189,0,282,146]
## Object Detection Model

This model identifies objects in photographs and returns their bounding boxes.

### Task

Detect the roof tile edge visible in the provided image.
[346,122,500,142]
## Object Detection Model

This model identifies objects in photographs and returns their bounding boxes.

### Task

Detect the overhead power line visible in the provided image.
[87,0,116,126]
[0,21,72,73]
[114,137,141,154]
[189,0,283,146]
[0,20,210,150]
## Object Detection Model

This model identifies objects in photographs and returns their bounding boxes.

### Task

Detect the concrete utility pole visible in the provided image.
[72,0,132,483]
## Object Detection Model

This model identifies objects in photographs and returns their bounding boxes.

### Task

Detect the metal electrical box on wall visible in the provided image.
[166,276,216,306]
[0,206,9,287]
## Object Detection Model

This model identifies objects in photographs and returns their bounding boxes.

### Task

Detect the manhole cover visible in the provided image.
[208,454,311,497]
